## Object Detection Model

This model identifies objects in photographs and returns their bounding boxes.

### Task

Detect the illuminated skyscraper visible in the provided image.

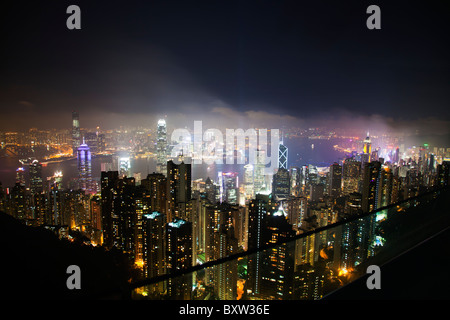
[328,162,342,198]
[300,165,309,186]
[118,157,131,178]
[113,176,138,261]
[362,132,372,164]
[10,182,27,221]
[77,139,92,193]
[156,119,167,176]
[205,177,217,204]
[214,223,238,300]
[29,160,43,195]
[254,149,266,195]
[47,171,63,191]
[219,171,238,204]
[261,205,295,299]
[243,164,255,201]
[29,160,44,223]
[90,195,102,245]
[247,194,276,296]
[286,196,307,231]
[47,180,62,225]
[289,167,300,196]
[308,165,319,185]
[341,193,364,270]
[143,211,166,282]
[363,133,371,154]
[166,218,192,299]
[342,158,361,195]
[72,111,81,154]
[141,173,167,219]
[377,167,393,208]
[278,141,288,169]
[361,161,381,213]
[204,204,220,266]
[101,171,119,249]
[15,167,26,187]
[272,168,290,201]
[167,160,192,222]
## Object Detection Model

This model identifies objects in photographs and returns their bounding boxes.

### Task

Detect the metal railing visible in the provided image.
[128,186,450,300]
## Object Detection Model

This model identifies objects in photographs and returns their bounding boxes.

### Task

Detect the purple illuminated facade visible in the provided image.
[77,139,92,193]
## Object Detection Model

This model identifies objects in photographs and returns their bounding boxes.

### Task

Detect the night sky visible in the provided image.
[1,0,449,135]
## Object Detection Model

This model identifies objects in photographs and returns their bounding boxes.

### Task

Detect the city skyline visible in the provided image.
[1,0,450,302]
[1,112,449,188]
[1,109,450,300]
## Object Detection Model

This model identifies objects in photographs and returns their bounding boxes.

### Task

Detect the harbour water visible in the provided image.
[0,137,351,189]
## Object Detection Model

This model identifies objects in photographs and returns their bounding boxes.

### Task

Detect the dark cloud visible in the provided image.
[0,0,449,134]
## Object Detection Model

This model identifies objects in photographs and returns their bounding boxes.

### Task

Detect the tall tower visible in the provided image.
[101,171,119,249]
[219,171,239,204]
[166,218,193,299]
[244,164,255,201]
[361,161,381,213]
[377,167,393,208]
[77,138,92,193]
[278,141,288,170]
[72,111,81,155]
[363,132,372,156]
[342,158,361,195]
[247,194,276,296]
[261,205,295,299]
[15,167,26,186]
[167,160,192,222]
[118,157,131,178]
[29,160,43,195]
[272,168,290,201]
[114,177,138,262]
[143,211,166,281]
[214,223,238,300]
[289,167,300,196]
[254,149,266,195]
[156,119,168,176]
[328,162,342,198]
[141,173,167,219]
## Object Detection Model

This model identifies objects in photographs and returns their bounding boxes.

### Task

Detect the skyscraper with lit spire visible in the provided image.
[363,132,372,155]
[361,132,372,164]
